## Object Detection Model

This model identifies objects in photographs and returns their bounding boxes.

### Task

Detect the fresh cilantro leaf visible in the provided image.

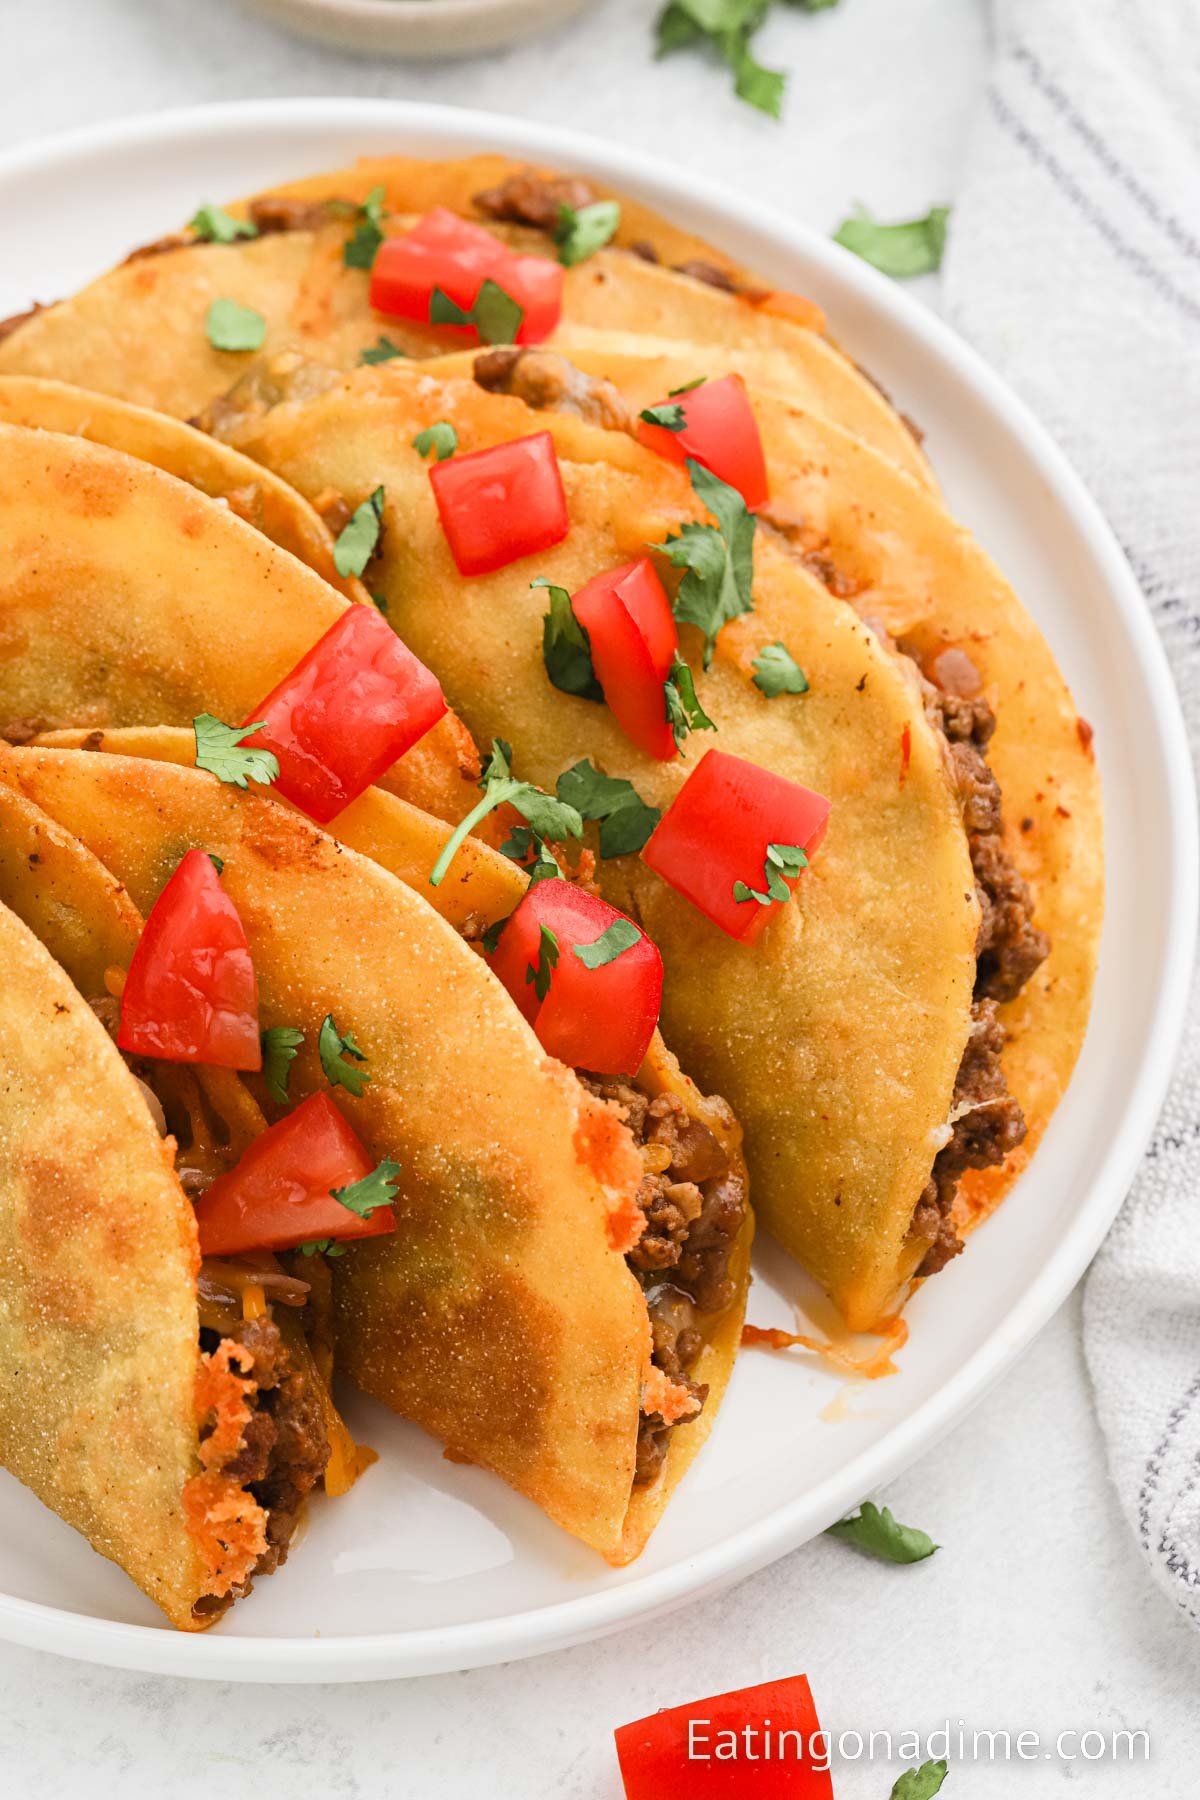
[370,590,389,614]
[655,0,784,119]
[554,199,621,267]
[752,641,809,697]
[333,485,385,578]
[430,278,523,345]
[261,1025,304,1106]
[555,760,661,858]
[205,297,267,352]
[535,578,603,702]
[664,651,717,752]
[826,1500,938,1565]
[299,1238,347,1258]
[361,335,407,365]
[206,853,225,875]
[573,918,642,970]
[639,401,687,432]
[497,823,562,886]
[193,714,279,790]
[318,1014,370,1098]
[732,841,808,907]
[189,204,257,244]
[652,459,756,667]
[669,377,706,396]
[729,34,786,117]
[833,205,950,279]
[412,421,458,462]
[331,1158,401,1219]
[429,738,582,887]
[342,184,387,271]
[525,923,560,1002]
[891,1761,948,1799]
[481,915,508,955]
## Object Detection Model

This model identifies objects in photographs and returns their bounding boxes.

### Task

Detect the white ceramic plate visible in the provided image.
[0,100,1193,1684]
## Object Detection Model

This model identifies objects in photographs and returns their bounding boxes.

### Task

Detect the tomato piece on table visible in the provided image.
[637,373,769,510]
[430,431,569,576]
[245,606,447,824]
[641,749,830,942]
[368,207,563,345]
[615,1674,833,1800]
[118,849,261,1070]
[487,877,663,1076]
[194,1092,396,1257]
[572,557,678,761]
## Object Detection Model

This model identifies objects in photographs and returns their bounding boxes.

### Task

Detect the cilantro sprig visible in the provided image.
[752,641,809,697]
[190,204,257,244]
[833,205,950,279]
[891,1761,948,1799]
[664,652,716,751]
[574,918,642,970]
[261,1025,304,1105]
[333,485,385,578]
[342,185,387,271]
[655,0,840,118]
[331,1158,401,1219]
[193,714,279,790]
[527,924,560,1002]
[430,279,523,345]
[652,459,756,667]
[536,579,603,702]
[429,739,583,887]
[412,421,458,462]
[554,199,621,267]
[732,841,808,908]
[555,761,661,858]
[826,1500,939,1565]
[360,335,407,365]
[205,297,267,352]
[318,1014,370,1098]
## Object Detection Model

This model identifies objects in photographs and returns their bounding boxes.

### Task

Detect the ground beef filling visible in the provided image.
[579,1075,747,1488]
[474,346,633,432]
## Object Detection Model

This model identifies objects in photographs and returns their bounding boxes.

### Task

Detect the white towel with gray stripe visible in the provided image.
[941,0,1200,1626]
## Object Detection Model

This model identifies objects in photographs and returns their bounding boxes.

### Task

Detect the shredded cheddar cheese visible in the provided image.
[240,1283,267,1322]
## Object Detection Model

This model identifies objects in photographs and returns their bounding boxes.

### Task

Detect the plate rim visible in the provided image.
[0,94,1194,1684]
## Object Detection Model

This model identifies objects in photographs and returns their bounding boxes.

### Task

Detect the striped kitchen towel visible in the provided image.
[943,0,1200,1626]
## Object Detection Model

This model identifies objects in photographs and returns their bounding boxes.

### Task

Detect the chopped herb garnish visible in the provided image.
[573,918,641,970]
[752,641,809,697]
[318,1014,370,1098]
[189,204,257,244]
[497,823,562,885]
[826,1500,939,1565]
[652,459,756,667]
[555,760,661,858]
[342,185,387,271]
[360,335,407,365]
[261,1025,304,1106]
[299,1238,347,1259]
[639,401,687,432]
[527,924,560,1001]
[206,853,225,875]
[370,590,389,614]
[193,713,279,790]
[412,421,458,462]
[664,651,716,752]
[535,578,603,702]
[833,205,950,279]
[654,0,839,117]
[669,377,706,396]
[732,841,808,907]
[429,739,582,887]
[481,915,508,955]
[430,278,523,345]
[331,1158,401,1219]
[332,485,385,578]
[205,297,267,352]
[891,1760,949,1799]
[554,199,621,267]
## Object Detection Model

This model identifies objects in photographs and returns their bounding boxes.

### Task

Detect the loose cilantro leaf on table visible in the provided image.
[554,199,620,267]
[342,185,387,271]
[190,204,257,244]
[412,421,458,462]
[574,918,642,970]
[654,0,841,118]
[429,739,583,887]
[331,1159,401,1219]
[732,841,808,907]
[833,205,950,279]
[430,278,523,345]
[527,924,560,1001]
[318,1014,371,1098]
[826,1499,939,1564]
[891,1760,949,1799]
[333,485,385,578]
[664,652,716,751]
[555,761,661,858]
[652,459,756,668]
[536,579,603,702]
[261,1025,304,1105]
[193,714,279,790]
[361,335,407,365]
[205,297,267,352]
[752,641,809,697]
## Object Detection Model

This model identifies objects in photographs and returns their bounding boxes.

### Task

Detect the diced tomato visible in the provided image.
[193,1092,396,1257]
[245,606,446,824]
[641,749,830,942]
[429,432,569,576]
[615,1674,833,1800]
[118,850,260,1070]
[487,878,662,1076]
[368,207,563,345]
[637,373,769,510]
[572,558,678,760]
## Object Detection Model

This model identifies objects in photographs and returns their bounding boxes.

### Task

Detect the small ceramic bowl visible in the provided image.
[235,0,600,59]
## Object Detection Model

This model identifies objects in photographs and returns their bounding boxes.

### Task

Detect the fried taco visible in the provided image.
[0,743,753,1564]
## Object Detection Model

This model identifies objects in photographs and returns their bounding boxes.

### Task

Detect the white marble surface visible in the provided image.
[2,0,1198,1791]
